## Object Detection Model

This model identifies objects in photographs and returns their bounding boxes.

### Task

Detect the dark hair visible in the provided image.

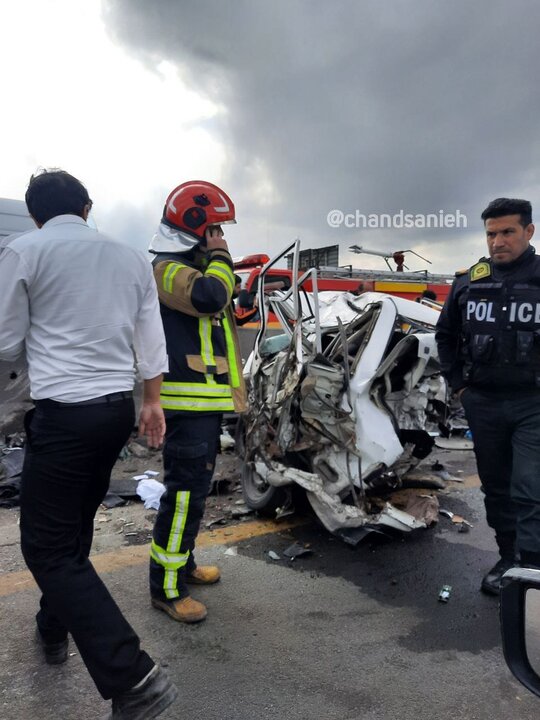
[234,274,242,285]
[25,169,92,225]
[481,198,532,228]
[422,289,437,300]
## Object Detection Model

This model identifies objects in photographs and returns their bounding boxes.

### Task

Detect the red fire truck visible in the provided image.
[233,252,454,328]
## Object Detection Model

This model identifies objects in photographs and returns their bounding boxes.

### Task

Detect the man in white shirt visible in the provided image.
[0,170,177,720]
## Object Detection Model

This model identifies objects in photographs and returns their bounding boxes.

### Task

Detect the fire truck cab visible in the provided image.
[233,252,453,324]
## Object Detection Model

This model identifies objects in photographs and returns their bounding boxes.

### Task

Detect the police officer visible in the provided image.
[148,181,247,622]
[436,197,540,595]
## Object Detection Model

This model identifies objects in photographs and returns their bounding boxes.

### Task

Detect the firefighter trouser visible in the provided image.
[150,413,222,601]
[20,398,154,699]
[461,387,540,559]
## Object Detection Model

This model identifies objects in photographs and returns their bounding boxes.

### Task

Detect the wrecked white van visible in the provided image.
[240,240,449,543]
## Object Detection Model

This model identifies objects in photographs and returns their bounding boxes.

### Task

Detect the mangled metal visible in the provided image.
[241,240,449,541]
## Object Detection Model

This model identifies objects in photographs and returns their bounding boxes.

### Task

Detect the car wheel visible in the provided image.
[241,460,287,516]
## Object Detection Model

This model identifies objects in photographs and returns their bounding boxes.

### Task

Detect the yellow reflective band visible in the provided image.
[199,317,215,366]
[161,381,232,397]
[150,538,190,599]
[164,570,178,599]
[160,397,235,411]
[163,262,186,294]
[210,259,234,281]
[168,491,190,553]
[206,267,234,295]
[206,261,234,295]
[150,540,189,569]
[222,315,241,388]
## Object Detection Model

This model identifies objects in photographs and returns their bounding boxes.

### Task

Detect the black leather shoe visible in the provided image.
[36,628,69,665]
[109,665,178,720]
[35,628,68,665]
[481,558,515,596]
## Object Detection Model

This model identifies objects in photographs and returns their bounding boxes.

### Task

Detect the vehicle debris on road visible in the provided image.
[220,430,236,451]
[126,440,152,459]
[439,508,473,527]
[240,240,453,543]
[438,585,452,603]
[0,441,25,507]
[283,542,313,560]
[101,492,127,509]
[205,516,228,529]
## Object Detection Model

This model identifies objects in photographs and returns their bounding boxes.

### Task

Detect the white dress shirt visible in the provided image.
[0,215,168,401]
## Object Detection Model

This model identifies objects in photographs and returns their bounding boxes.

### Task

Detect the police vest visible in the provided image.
[459,258,540,388]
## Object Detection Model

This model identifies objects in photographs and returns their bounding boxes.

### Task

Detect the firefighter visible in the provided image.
[436,197,540,595]
[148,181,247,622]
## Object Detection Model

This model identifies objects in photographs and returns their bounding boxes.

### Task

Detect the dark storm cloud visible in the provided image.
[102,0,540,268]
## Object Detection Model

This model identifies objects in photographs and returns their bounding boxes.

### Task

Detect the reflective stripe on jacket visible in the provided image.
[152,248,247,414]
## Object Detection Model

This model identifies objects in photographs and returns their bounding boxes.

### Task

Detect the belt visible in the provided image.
[35,391,133,408]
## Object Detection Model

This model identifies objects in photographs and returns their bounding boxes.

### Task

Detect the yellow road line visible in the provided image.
[0,517,304,598]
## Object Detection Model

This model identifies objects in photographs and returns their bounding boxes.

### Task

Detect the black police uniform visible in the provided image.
[436,245,540,572]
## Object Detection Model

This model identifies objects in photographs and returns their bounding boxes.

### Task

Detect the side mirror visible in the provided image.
[238,289,255,309]
[500,567,540,697]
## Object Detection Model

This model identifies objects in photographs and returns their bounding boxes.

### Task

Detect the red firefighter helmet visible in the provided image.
[163,180,236,240]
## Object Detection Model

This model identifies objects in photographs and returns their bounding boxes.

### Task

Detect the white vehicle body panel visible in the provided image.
[242,241,449,541]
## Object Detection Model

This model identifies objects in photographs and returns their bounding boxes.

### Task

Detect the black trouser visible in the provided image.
[20,396,154,699]
[461,387,540,561]
[150,413,222,601]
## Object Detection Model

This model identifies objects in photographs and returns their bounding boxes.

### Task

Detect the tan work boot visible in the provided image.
[186,566,221,585]
[151,596,207,623]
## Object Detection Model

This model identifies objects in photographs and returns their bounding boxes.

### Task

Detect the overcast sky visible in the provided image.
[2,1,540,273]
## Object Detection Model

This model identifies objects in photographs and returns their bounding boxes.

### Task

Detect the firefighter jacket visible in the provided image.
[435,246,540,393]
[152,246,247,414]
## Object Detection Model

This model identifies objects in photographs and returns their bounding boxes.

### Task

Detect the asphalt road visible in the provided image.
[1,454,539,720]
